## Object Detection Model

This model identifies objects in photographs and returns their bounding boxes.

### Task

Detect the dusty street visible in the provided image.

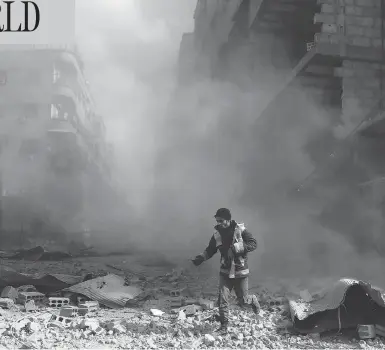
[0,255,383,349]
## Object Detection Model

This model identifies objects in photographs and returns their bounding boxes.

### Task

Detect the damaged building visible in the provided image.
[179,0,385,254]
[0,45,118,249]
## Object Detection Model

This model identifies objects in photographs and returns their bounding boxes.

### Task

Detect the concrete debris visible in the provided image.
[182,304,202,316]
[112,323,126,334]
[177,310,186,321]
[358,324,376,339]
[0,297,15,309]
[199,298,214,310]
[24,300,37,312]
[48,297,70,308]
[80,318,100,332]
[0,263,383,349]
[59,306,79,317]
[1,286,19,300]
[169,297,184,308]
[26,321,40,333]
[17,292,45,304]
[77,295,89,304]
[204,333,215,346]
[78,300,99,311]
[150,308,164,316]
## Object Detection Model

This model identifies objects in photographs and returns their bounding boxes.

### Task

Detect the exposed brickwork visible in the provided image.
[314,0,385,135]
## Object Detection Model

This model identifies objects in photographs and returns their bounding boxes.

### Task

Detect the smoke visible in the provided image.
[75,0,385,287]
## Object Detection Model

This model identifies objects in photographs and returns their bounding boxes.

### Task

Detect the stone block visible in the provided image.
[363,27,382,38]
[345,15,374,27]
[48,297,70,308]
[355,0,377,6]
[317,0,334,5]
[346,26,365,36]
[314,13,337,25]
[169,297,184,308]
[362,79,381,88]
[322,23,338,33]
[315,33,341,44]
[362,7,381,17]
[334,67,355,77]
[50,314,72,327]
[17,292,45,304]
[349,36,371,47]
[321,3,335,13]
[357,324,376,339]
[345,6,364,15]
[374,18,383,28]
[372,38,385,48]
[170,289,182,297]
[357,88,378,98]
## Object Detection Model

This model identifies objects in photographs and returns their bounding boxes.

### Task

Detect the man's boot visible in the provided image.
[250,295,260,315]
[216,322,228,334]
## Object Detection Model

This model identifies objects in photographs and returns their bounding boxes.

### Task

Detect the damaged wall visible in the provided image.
[173,0,385,280]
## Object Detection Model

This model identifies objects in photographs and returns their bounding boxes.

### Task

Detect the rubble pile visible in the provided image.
[0,258,384,348]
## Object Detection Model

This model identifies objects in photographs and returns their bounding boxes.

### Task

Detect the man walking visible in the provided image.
[192,208,260,334]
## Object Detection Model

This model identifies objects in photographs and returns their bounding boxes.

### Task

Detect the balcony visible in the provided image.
[54,51,93,105]
[51,88,92,139]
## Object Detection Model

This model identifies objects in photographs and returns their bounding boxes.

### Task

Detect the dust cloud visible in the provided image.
[75,0,385,288]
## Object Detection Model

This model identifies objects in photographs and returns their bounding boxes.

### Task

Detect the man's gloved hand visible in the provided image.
[192,254,205,266]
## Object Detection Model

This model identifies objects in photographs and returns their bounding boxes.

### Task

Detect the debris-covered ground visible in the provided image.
[0,255,384,349]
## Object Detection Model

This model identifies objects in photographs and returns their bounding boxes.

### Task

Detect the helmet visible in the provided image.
[214,208,231,221]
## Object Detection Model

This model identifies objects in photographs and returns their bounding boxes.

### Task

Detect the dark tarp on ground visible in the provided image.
[289,278,385,334]
[0,265,83,293]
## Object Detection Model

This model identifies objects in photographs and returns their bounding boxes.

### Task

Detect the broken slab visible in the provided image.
[64,274,142,309]
[1,286,18,301]
[0,298,14,309]
[24,300,37,312]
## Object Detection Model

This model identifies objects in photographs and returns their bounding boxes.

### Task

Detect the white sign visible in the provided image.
[0,0,75,45]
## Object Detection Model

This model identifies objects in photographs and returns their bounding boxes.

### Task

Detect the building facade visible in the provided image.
[179,0,385,253]
[0,45,115,248]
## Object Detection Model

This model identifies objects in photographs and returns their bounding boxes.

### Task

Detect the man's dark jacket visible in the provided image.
[200,220,257,278]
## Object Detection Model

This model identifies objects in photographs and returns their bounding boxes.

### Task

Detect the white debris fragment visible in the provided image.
[204,334,215,346]
[178,310,186,321]
[147,338,157,348]
[150,308,164,316]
